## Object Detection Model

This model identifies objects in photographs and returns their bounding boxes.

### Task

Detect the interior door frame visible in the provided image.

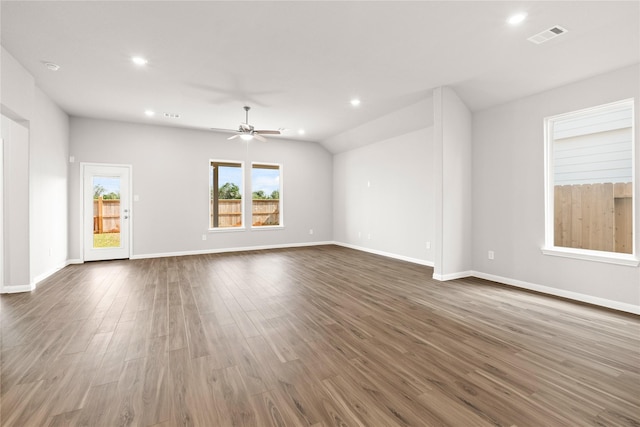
[80,162,133,262]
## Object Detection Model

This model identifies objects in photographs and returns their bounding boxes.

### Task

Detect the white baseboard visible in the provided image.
[32,261,69,285]
[333,243,638,315]
[7,245,636,315]
[130,241,335,260]
[333,242,434,267]
[28,259,86,290]
[433,270,473,281]
[471,271,640,315]
[1,283,35,293]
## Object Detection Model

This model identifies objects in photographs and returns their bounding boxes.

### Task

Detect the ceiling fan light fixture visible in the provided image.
[240,134,253,141]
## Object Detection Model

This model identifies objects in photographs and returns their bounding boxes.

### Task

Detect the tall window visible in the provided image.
[251,163,282,227]
[210,161,243,229]
[545,99,635,261]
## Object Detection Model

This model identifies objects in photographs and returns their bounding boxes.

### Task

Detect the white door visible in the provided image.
[83,164,131,261]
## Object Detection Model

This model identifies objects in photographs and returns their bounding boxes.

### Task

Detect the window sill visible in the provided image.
[208,227,246,233]
[251,225,284,231]
[541,246,639,267]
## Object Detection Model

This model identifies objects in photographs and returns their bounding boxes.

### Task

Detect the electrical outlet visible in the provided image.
[488,250,495,260]
[309,229,314,235]
[202,234,207,241]
[426,242,431,249]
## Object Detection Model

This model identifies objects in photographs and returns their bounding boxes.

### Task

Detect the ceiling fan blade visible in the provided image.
[227,134,240,140]
[255,130,281,135]
[253,133,267,142]
[210,127,238,134]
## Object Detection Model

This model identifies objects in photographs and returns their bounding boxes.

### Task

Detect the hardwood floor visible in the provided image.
[1,245,638,426]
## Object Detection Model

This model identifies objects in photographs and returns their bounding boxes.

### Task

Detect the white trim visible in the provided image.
[31,258,84,286]
[32,262,67,285]
[208,227,246,233]
[210,159,245,229]
[544,98,636,258]
[333,242,434,267]
[130,241,334,260]
[250,225,285,231]
[471,271,640,315]
[541,246,639,266]
[433,271,473,281]
[335,243,638,315]
[1,283,35,293]
[80,162,133,261]
[251,161,283,228]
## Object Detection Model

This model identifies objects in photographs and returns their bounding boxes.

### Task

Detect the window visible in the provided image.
[210,161,243,229]
[251,163,282,227]
[544,99,636,264]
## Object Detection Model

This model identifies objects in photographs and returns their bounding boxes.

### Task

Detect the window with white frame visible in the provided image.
[251,163,282,227]
[210,161,244,229]
[544,99,635,262]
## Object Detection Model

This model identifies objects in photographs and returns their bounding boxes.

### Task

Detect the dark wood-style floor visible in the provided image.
[1,245,638,426]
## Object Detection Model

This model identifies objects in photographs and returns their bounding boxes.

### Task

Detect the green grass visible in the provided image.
[93,233,120,248]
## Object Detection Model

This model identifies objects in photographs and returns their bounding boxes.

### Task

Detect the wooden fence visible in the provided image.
[94,199,280,231]
[93,198,120,234]
[213,199,280,227]
[554,182,632,254]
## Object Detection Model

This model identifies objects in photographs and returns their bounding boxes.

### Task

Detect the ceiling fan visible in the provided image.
[212,106,281,142]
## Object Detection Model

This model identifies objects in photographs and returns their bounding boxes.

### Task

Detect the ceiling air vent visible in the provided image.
[528,26,568,44]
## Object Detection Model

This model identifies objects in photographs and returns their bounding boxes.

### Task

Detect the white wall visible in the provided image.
[68,117,333,259]
[1,46,70,291]
[30,87,69,283]
[333,127,434,264]
[1,46,34,121]
[323,98,435,154]
[472,64,640,312]
[433,87,473,280]
[1,115,31,290]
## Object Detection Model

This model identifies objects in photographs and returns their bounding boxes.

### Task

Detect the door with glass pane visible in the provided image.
[83,164,131,261]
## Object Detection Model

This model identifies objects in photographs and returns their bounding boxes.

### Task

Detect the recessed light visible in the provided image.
[507,13,527,25]
[298,129,305,135]
[131,56,148,66]
[43,62,60,71]
[144,110,155,117]
[350,99,361,107]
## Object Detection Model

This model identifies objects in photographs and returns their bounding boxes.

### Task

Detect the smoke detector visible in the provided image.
[528,26,568,44]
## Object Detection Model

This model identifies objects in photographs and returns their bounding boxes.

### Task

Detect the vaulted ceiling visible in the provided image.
[1,1,638,152]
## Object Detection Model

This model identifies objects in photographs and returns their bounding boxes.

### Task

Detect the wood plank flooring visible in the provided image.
[1,245,639,426]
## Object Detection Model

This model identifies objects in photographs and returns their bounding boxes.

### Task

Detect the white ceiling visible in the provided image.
[1,1,638,152]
